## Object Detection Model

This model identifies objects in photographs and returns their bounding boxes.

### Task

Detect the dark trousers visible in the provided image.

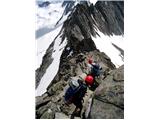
[71,99,83,118]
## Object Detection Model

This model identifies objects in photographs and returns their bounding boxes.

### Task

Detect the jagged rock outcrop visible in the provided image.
[89,65,124,119]
[64,1,124,43]
[62,0,76,15]
[38,1,51,8]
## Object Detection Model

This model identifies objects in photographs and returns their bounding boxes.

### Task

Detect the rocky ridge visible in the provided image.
[36,63,124,119]
[36,1,124,119]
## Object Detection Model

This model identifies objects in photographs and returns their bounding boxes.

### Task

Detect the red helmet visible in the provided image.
[85,75,94,86]
[88,58,93,64]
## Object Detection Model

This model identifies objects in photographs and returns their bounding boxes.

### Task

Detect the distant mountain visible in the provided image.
[38,1,51,7]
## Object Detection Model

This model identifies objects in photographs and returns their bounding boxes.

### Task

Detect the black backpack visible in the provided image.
[64,80,87,104]
[91,64,101,76]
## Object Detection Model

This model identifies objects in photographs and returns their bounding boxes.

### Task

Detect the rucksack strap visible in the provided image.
[78,84,87,99]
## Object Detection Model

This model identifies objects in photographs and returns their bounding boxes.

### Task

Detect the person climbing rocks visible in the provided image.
[64,76,87,119]
[87,58,102,78]
[86,57,103,90]
[84,75,94,87]
[85,74,99,91]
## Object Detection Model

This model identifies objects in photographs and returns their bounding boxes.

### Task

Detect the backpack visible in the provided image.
[64,79,87,104]
[91,63,101,77]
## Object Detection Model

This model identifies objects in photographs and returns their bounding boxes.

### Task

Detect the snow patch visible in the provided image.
[90,0,97,5]
[66,47,70,50]
[67,50,73,58]
[92,31,124,68]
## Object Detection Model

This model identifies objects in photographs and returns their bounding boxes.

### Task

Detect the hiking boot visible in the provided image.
[73,108,81,117]
[70,114,74,119]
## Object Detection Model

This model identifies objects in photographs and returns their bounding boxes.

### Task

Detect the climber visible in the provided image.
[88,58,102,78]
[84,75,94,87]
[85,74,99,91]
[64,77,87,118]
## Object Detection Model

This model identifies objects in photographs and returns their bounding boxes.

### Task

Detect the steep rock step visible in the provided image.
[89,65,124,119]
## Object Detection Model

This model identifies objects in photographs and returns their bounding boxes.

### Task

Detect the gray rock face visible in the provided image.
[62,0,76,15]
[89,65,124,119]
[61,1,124,56]
[64,1,124,42]
[95,1,124,35]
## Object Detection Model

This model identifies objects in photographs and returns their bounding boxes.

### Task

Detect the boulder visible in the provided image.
[55,112,69,119]
[89,65,124,119]
[40,108,55,119]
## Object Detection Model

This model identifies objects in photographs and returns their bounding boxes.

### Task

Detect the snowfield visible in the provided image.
[36,1,70,96]
[36,24,63,69]
[92,30,124,68]
[36,2,65,31]
[36,34,67,96]
[36,1,71,69]
[35,0,81,96]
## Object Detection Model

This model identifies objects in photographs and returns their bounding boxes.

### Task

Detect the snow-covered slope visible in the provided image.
[36,1,73,69]
[35,0,81,70]
[36,0,78,96]
[36,1,65,69]
[36,32,67,96]
[92,30,124,68]
[36,24,62,69]
[36,2,65,31]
